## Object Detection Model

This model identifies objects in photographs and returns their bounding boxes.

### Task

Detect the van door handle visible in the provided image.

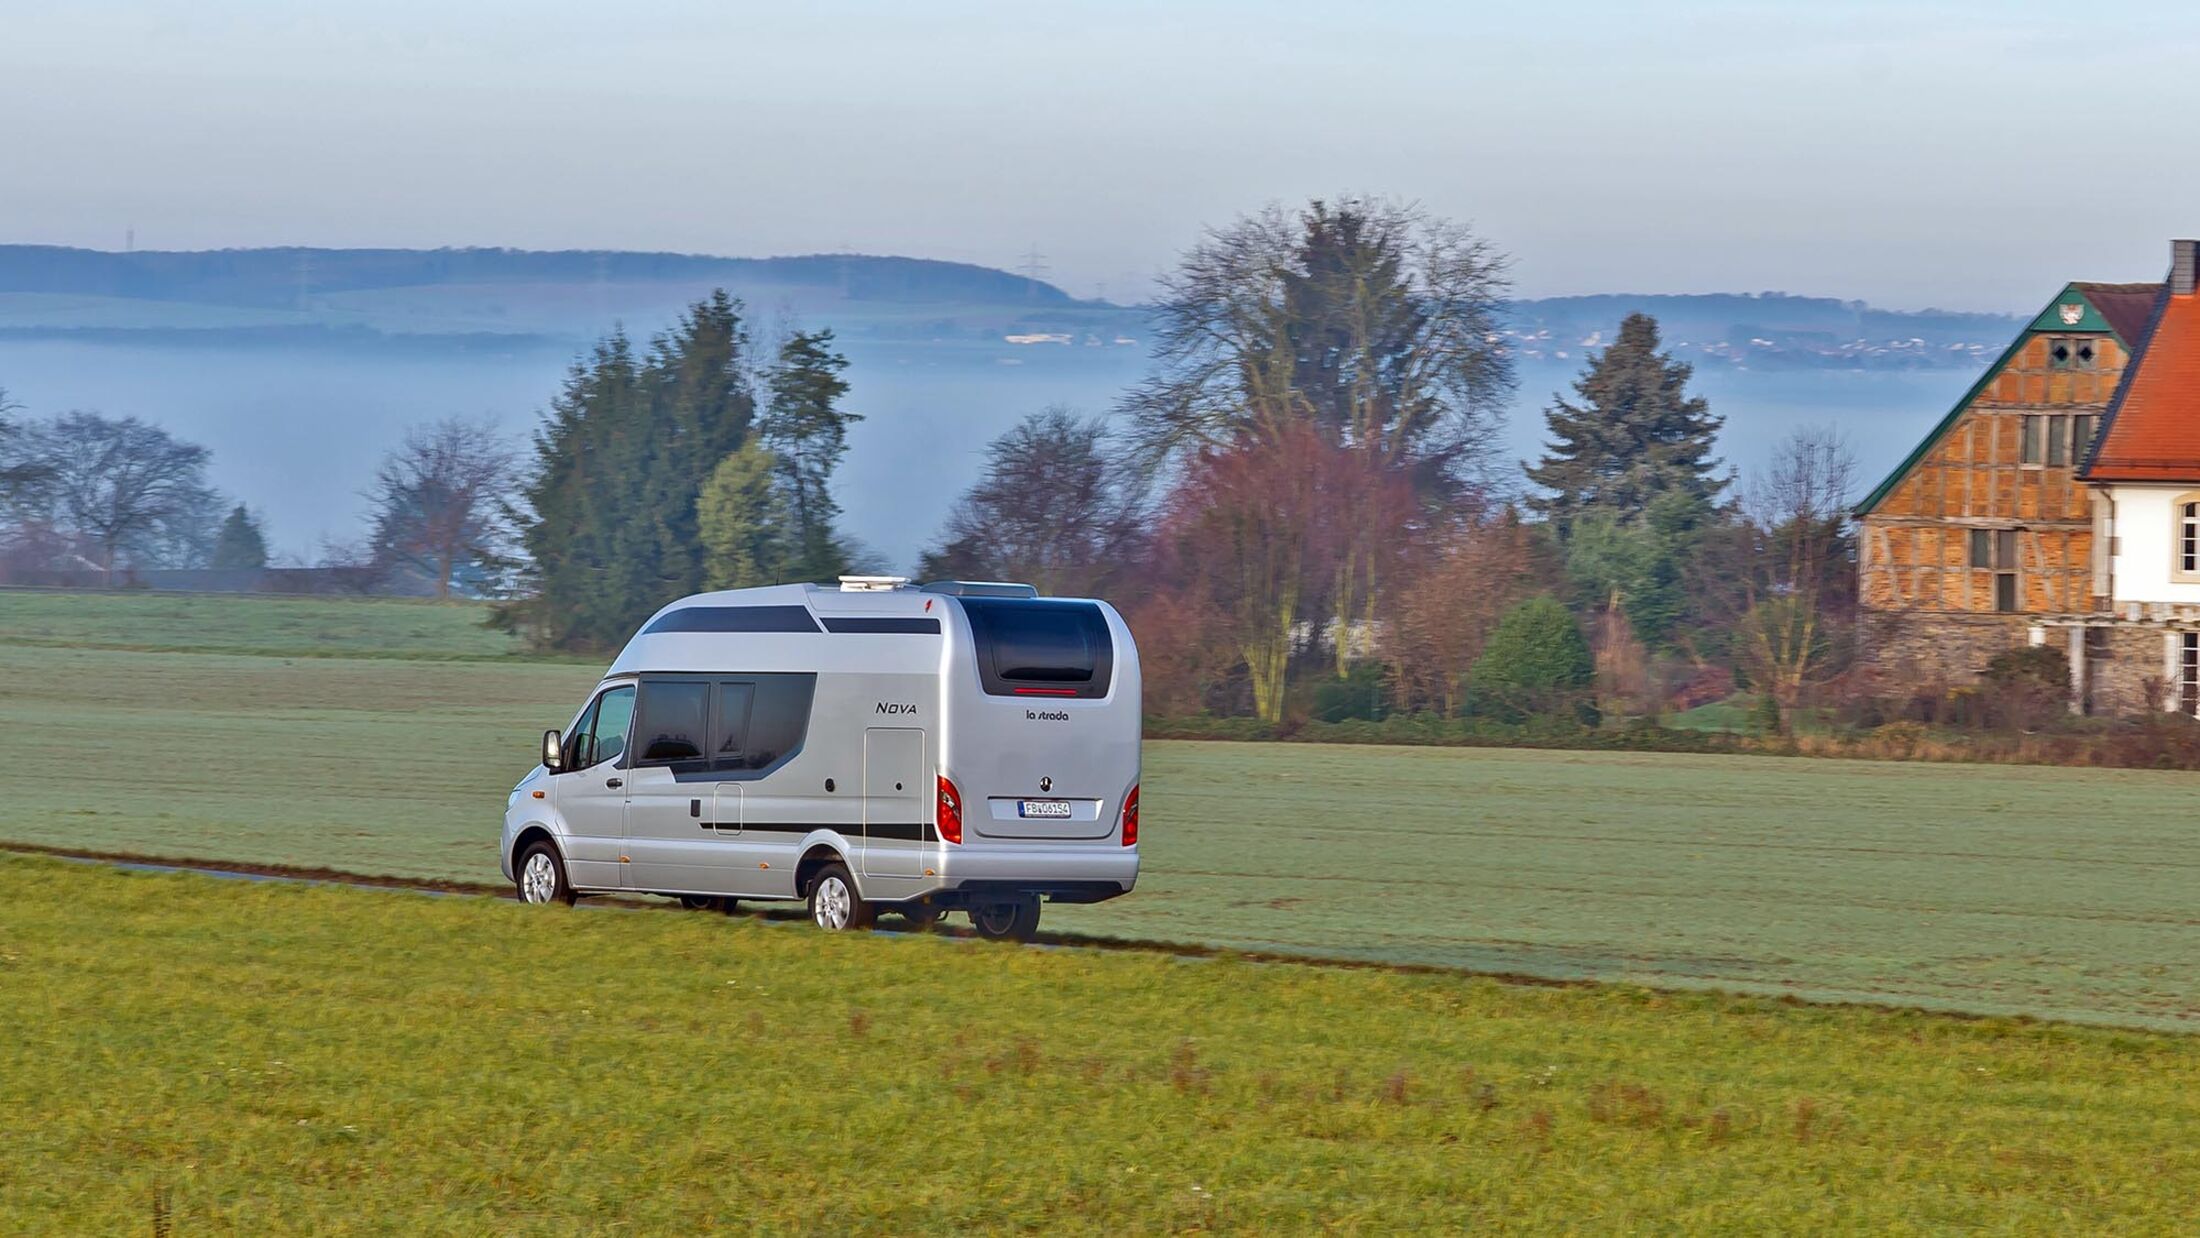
[606,778,624,789]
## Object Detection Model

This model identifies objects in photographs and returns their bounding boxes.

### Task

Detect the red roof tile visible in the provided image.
[2085,288,2200,482]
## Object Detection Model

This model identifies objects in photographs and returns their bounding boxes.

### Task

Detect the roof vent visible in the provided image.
[919,580,1040,598]
[838,575,911,592]
[2174,239,2198,297]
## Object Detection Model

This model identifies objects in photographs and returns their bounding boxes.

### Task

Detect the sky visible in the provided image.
[5,1,2200,309]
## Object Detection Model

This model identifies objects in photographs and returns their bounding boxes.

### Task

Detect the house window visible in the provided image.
[2047,337,2098,370]
[2177,497,2200,580]
[2183,634,2200,716]
[2047,415,2069,466]
[2020,415,2043,464]
[2072,415,2096,464]
[1971,527,2022,612]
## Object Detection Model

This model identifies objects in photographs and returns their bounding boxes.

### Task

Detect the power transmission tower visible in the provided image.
[1016,244,1049,302]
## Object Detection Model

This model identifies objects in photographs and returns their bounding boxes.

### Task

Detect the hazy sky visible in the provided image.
[6,1,2200,310]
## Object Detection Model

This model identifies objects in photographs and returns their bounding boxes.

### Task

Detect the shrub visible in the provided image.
[1311,662,1390,723]
[1975,645,2073,732]
[1466,596,1598,726]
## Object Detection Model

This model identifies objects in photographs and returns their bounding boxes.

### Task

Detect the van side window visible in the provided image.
[564,685,635,769]
[592,686,635,766]
[722,675,816,775]
[634,680,711,770]
[714,683,756,767]
[564,697,601,770]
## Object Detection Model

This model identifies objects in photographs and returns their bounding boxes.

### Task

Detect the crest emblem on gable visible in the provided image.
[2058,303,2084,326]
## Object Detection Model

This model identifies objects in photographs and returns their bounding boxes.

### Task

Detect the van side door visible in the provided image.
[622,677,728,896]
[860,727,927,880]
[555,684,634,890]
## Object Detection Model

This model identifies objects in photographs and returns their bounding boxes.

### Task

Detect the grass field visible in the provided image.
[5,590,2200,1030]
[6,853,2197,1232]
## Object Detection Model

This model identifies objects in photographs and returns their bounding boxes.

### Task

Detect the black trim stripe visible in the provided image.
[821,616,942,634]
[693,822,936,841]
[641,606,822,635]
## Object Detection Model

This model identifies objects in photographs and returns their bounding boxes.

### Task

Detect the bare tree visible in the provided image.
[1704,427,1859,724]
[367,416,519,598]
[919,407,1149,597]
[0,386,47,507]
[7,412,218,583]
[1123,197,1516,676]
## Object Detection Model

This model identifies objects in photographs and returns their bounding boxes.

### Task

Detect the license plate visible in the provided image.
[1018,799,1072,819]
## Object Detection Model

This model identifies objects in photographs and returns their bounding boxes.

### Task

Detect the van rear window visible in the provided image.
[961,598,1113,699]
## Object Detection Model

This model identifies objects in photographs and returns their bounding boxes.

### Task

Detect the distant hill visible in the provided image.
[0,246,2025,372]
[0,245,1081,309]
[1505,293,2021,371]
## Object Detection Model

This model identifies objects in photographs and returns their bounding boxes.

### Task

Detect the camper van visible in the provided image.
[499,578,1140,940]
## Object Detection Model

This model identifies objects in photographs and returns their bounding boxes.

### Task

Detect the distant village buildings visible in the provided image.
[1859,239,2200,714]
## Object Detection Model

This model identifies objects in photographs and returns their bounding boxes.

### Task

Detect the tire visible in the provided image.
[806,863,875,932]
[677,895,724,912]
[969,898,1040,942]
[898,903,945,932]
[516,840,576,907]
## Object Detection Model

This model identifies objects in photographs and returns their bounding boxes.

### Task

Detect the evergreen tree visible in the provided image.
[209,504,269,570]
[500,292,770,649]
[696,443,786,590]
[1466,595,1598,726]
[1527,313,1725,527]
[759,328,858,581]
[637,291,758,598]
[1562,489,1709,648]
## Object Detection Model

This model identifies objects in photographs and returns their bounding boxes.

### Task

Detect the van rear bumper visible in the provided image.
[928,844,1137,905]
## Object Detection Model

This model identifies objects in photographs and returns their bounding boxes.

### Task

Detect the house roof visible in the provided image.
[2073,282,2164,345]
[2081,282,2200,483]
[1856,281,2158,514]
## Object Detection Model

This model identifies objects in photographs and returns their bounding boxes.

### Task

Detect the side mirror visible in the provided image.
[542,729,565,772]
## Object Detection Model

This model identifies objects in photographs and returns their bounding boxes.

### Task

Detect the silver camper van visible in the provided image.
[500,578,1140,940]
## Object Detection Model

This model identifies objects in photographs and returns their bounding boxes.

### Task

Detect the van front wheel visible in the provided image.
[807,863,875,932]
[516,841,576,907]
[970,898,1040,942]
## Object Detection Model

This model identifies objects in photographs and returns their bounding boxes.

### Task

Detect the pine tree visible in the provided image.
[1527,313,1725,527]
[209,504,269,571]
[696,443,786,589]
[500,293,771,650]
[637,291,757,598]
[759,329,858,581]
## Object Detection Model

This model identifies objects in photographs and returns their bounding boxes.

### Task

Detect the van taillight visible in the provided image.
[937,775,963,845]
[1120,784,1139,846]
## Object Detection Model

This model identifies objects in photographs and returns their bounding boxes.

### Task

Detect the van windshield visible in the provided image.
[961,598,1113,699]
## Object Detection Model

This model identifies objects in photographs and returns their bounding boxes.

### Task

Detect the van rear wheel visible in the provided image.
[516,841,576,907]
[970,898,1040,942]
[807,863,875,932]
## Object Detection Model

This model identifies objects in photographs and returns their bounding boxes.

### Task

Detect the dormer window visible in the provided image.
[2047,337,2098,370]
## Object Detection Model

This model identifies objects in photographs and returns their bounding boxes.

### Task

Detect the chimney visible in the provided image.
[2176,238,2199,296]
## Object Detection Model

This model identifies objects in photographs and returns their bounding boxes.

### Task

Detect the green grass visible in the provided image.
[6,590,2200,1030]
[5,853,2196,1232]
[0,587,531,660]
[1665,695,1757,732]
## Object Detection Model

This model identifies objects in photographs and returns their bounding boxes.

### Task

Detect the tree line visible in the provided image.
[925,198,1856,731]
[0,195,1861,734]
